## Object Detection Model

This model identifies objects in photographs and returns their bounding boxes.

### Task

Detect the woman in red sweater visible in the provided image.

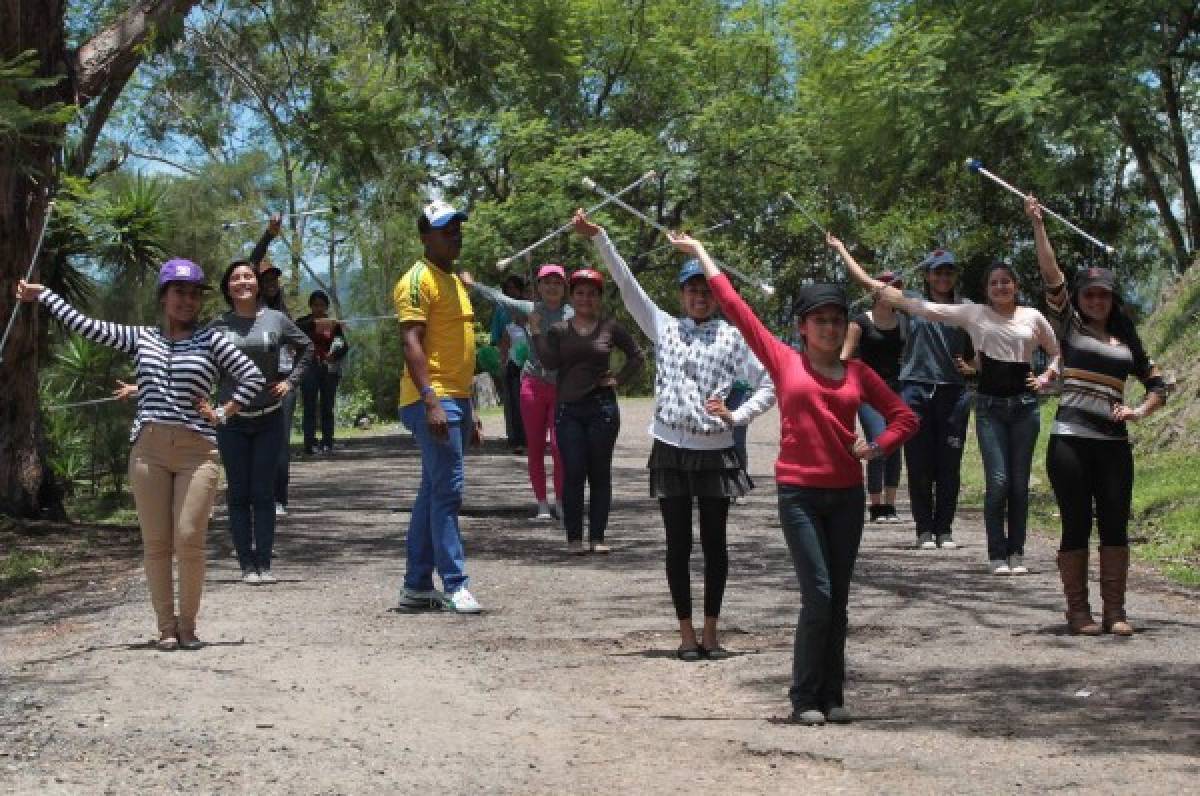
[668,232,917,726]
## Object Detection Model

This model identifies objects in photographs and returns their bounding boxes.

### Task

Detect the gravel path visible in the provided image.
[2,397,1198,794]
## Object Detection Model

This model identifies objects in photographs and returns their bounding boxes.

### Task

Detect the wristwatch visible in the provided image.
[214,406,227,425]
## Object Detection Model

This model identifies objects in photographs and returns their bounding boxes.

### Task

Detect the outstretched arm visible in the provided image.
[665,232,788,376]
[249,214,283,266]
[1025,196,1067,302]
[19,281,139,355]
[459,271,536,319]
[574,209,666,343]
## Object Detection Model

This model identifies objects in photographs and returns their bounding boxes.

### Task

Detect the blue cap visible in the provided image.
[422,200,468,229]
[677,259,705,285]
[920,249,957,270]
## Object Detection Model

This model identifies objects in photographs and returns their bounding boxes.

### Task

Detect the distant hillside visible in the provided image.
[1140,266,1200,452]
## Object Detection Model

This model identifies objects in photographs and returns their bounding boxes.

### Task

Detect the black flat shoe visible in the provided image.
[699,644,730,661]
[676,646,702,662]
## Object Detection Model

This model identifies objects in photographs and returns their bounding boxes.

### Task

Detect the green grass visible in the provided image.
[957,400,1200,584]
[65,491,138,526]
[0,551,60,591]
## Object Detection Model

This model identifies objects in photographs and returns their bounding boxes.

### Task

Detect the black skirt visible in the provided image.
[648,439,754,499]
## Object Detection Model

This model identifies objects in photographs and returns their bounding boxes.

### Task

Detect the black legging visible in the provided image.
[1046,435,1133,551]
[659,496,730,620]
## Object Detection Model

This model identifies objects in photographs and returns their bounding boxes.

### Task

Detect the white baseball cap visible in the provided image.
[422,200,468,229]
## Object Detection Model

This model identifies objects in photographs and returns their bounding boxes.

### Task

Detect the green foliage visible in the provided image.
[0,51,73,156]
[0,551,60,593]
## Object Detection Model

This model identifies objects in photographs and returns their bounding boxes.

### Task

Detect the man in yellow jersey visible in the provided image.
[394,200,481,614]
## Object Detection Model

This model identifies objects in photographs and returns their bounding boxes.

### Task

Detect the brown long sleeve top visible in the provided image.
[532,317,644,403]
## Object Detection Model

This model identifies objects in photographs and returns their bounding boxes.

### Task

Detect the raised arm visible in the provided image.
[1025,196,1067,303]
[825,235,920,312]
[459,271,536,319]
[665,232,790,376]
[248,214,283,266]
[574,210,666,343]
[21,282,139,355]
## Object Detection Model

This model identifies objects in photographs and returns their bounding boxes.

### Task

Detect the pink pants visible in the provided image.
[519,374,563,503]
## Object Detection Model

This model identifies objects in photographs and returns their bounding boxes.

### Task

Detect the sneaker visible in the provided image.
[917,533,937,550]
[567,539,588,555]
[397,588,445,611]
[881,505,901,523]
[1008,555,1028,575]
[868,505,885,523]
[990,559,1012,575]
[258,570,278,584]
[242,571,261,584]
[825,706,853,724]
[788,708,826,726]
[589,542,611,554]
[275,502,288,517]
[530,502,554,522]
[446,588,481,614]
[936,534,958,550]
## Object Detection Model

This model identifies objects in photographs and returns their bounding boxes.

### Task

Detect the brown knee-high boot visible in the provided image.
[1056,549,1101,635]
[1098,546,1134,636]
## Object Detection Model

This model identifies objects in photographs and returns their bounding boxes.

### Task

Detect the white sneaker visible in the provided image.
[275,502,287,517]
[446,588,481,614]
[1008,555,1028,575]
[530,502,554,522]
[917,533,937,550]
[241,571,261,584]
[258,570,277,584]
[397,588,445,610]
[990,559,1012,575]
[936,534,958,550]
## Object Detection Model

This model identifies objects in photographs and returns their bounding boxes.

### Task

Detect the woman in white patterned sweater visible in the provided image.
[17,260,263,650]
[572,210,776,661]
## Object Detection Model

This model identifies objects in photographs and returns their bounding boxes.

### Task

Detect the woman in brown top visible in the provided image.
[531,268,644,553]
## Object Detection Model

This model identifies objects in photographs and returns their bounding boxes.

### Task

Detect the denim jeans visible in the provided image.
[858,402,903,495]
[302,364,341,450]
[399,398,471,594]
[900,382,971,536]
[216,410,285,572]
[274,388,297,506]
[777,485,865,712]
[555,389,620,543]
[726,386,750,470]
[974,393,1040,560]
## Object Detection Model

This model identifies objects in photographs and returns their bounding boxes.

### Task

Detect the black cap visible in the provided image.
[793,284,848,318]
[1074,266,1116,294]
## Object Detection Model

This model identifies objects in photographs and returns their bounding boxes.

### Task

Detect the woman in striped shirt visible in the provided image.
[17,259,264,650]
[1026,198,1167,636]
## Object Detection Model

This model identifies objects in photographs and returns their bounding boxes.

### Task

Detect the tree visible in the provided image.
[0,0,200,517]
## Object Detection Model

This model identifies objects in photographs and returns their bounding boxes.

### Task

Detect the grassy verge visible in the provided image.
[0,550,61,593]
[957,400,1199,585]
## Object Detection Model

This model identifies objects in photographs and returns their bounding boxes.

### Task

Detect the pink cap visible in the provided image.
[537,264,566,281]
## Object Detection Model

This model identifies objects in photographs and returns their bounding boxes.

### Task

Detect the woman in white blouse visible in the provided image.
[829,236,1060,576]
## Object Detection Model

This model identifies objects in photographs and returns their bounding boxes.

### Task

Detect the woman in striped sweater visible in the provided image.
[1026,197,1167,636]
[17,260,264,650]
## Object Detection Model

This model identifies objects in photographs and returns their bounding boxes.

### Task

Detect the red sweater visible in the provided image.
[711,274,918,489]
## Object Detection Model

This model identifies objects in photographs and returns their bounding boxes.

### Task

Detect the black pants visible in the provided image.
[659,496,730,620]
[501,361,526,449]
[555,390,619,543]
[1046,435,1133,551]
[302,364,340,450]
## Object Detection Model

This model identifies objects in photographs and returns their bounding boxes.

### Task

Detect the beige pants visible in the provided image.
[128,423,220,635]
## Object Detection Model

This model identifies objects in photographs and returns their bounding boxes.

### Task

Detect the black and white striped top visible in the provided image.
[40,289,264,443]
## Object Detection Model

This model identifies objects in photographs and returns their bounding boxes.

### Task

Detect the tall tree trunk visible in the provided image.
[0,0,201,518]
[1158,63,1200,252]
[1116,113,1190,273]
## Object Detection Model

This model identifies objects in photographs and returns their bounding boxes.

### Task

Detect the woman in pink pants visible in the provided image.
[461,265,574,521]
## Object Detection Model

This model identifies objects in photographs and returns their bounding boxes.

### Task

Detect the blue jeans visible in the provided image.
[555,389,620,543]
[858,402,903,496]
[726,386,750,470]
[974,393,1040,560]
[216,410,285,572]
[900,382,971,537]
[399,398,471,594]
[274,387,297,506]
[302,364,341,450]
[777,485,865,712]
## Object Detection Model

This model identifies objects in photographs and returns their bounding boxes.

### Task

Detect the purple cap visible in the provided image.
[157,259,211,290]
[537,264,566,281]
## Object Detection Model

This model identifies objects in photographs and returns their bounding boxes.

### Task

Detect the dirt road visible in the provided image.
[2,398,1198,794]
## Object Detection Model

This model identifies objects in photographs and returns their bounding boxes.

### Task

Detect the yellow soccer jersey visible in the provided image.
[394,258,476,405]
